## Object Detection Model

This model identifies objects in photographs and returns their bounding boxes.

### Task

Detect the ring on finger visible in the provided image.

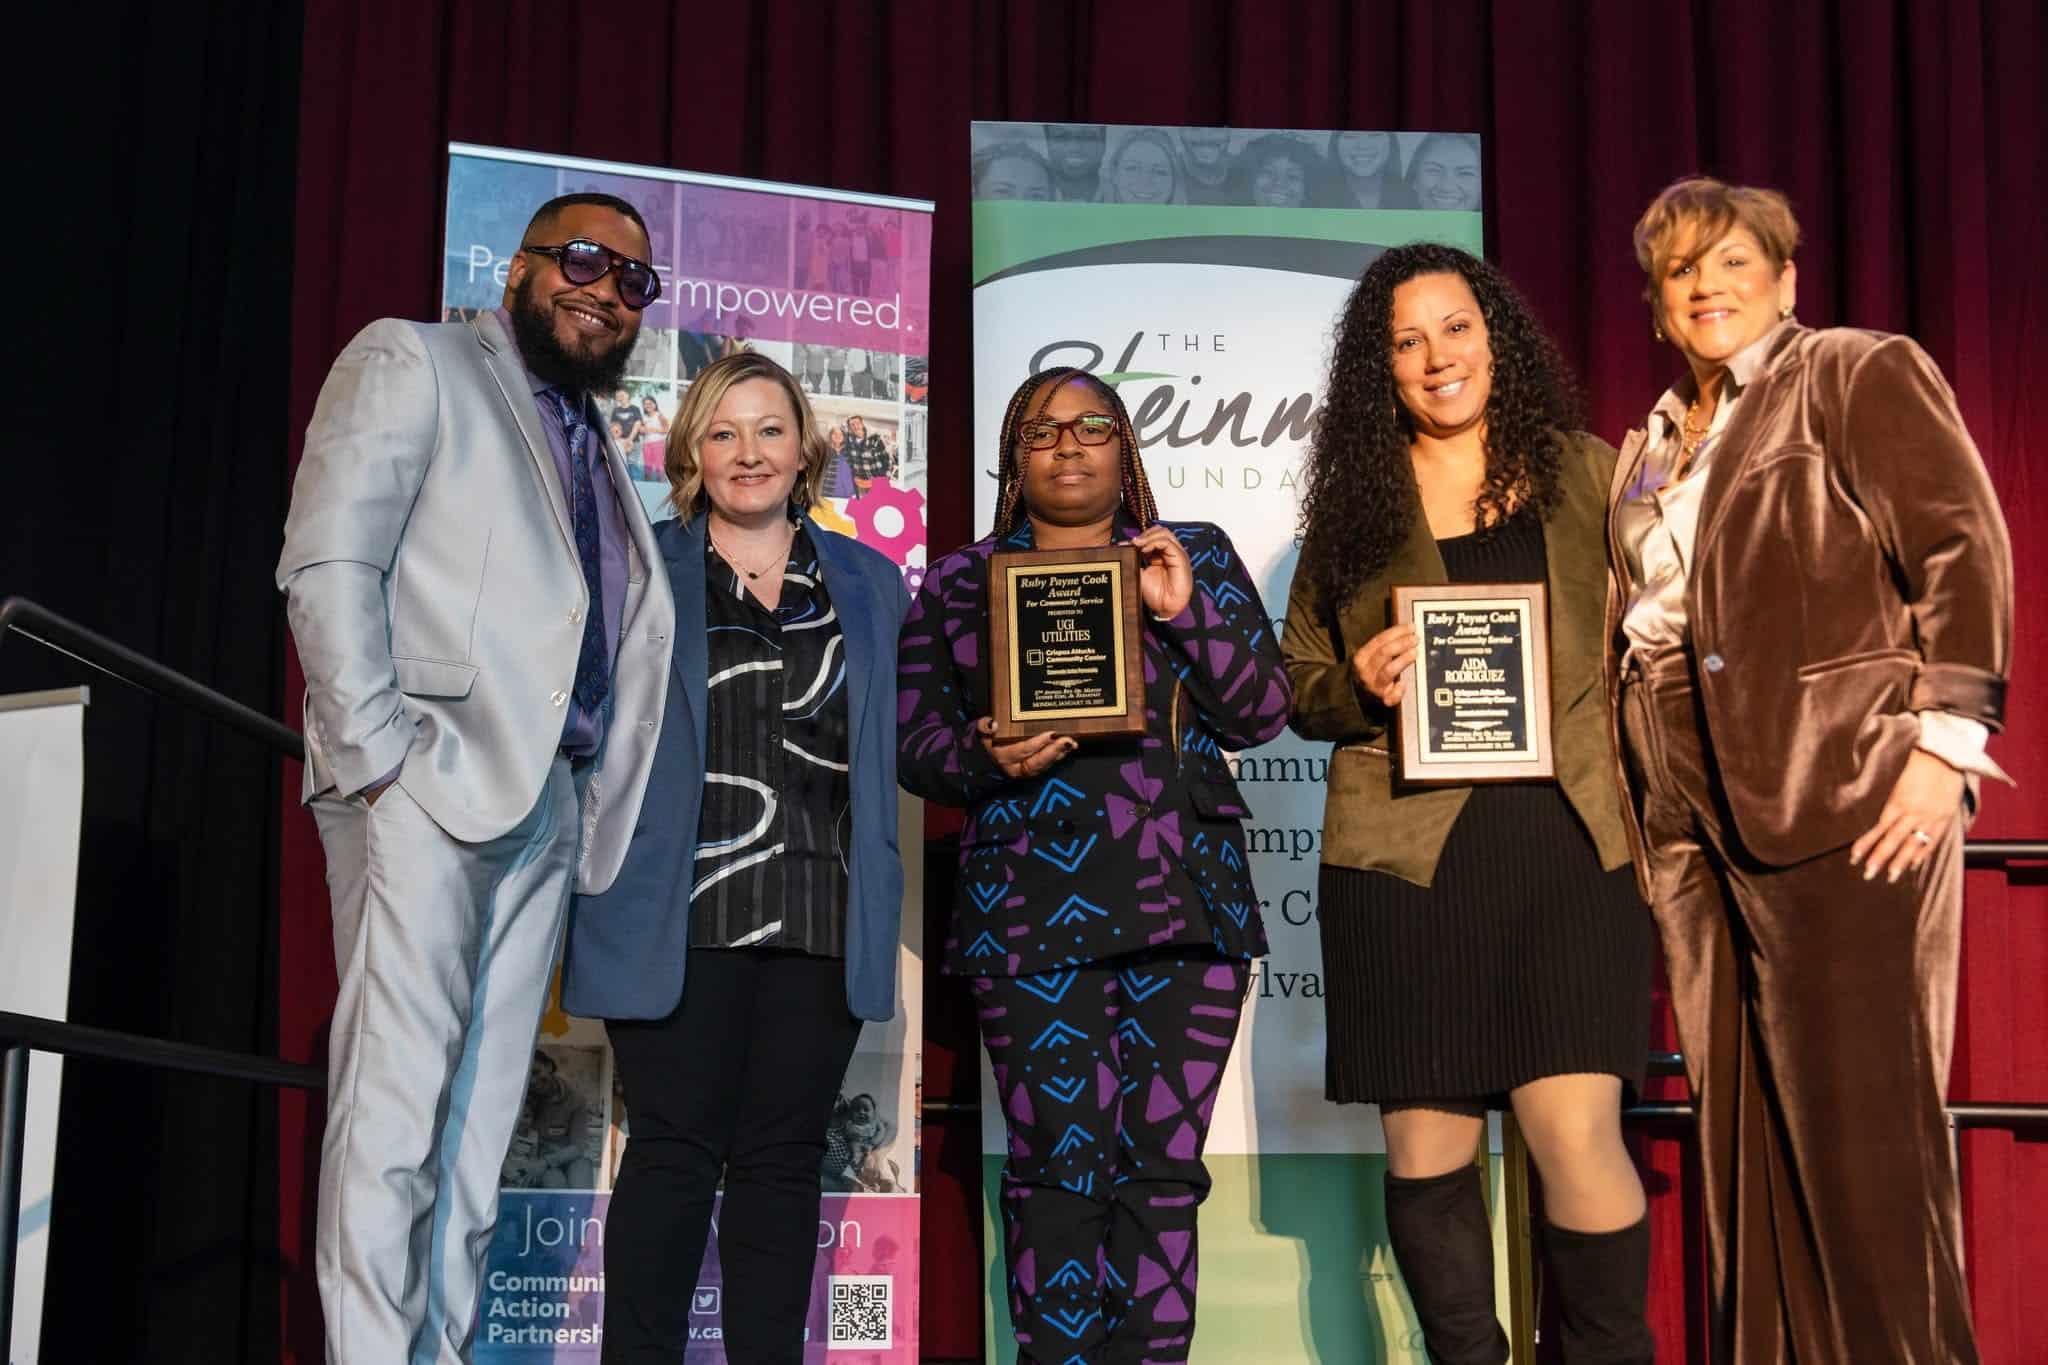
[1912,829,1933,845]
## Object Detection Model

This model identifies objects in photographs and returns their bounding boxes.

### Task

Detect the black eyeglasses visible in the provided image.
[1016,415,1117,450]
[523,238,663,310]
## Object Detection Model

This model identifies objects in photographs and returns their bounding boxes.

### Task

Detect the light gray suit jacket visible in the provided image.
[277,312,675,894]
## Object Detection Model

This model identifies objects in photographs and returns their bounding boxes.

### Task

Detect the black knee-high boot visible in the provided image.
[1384,1166,1509,1365]
[1541,1217,1654,1363]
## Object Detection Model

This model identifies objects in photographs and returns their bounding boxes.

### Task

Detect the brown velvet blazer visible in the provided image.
[1602,324,2013,871]
[1284,430,1633,886]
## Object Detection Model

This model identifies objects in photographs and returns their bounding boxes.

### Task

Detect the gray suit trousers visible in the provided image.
[310,758,579,1365]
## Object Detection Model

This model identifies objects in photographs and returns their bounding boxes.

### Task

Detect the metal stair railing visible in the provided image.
[0,595,309,1346]
[0,596,304,761]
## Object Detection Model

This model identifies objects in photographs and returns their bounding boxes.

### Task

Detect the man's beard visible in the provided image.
[508,275,635,396]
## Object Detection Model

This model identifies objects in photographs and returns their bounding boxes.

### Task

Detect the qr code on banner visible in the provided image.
[827,1275,892,1349]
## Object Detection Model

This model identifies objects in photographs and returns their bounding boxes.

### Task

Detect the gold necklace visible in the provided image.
[708,525,793,581]
[1677,398,1713,475]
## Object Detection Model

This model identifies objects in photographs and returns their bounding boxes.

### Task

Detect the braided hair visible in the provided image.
[991,367,1160,537]
[1296,242,1579,610]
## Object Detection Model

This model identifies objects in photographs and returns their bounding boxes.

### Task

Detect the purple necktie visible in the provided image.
[545,388,611,713]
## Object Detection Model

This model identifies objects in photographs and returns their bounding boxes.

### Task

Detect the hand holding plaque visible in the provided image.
[1129,523,1195,622]
[1390,582,1554,783]
[988,544,1147,739]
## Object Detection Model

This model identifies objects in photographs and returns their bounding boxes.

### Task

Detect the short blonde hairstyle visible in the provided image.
[664,351,830,520]
[1632,176,1801,304]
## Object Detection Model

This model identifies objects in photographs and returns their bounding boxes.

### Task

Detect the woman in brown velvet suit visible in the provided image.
[1608,177,2013,1364]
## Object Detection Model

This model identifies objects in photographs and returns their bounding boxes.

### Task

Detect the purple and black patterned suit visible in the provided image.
[897,517,1291,1364]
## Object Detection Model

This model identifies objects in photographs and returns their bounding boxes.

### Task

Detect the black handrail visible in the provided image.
[1624,1100,2048,1127]
[1964,840,2048,865]
[0,1015,327,1344]
[0,1011,324,1091]
[0,597,309,1345]
[0,596,304,761]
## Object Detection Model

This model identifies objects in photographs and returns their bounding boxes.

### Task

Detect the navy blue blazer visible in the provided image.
[561,512,911,1022]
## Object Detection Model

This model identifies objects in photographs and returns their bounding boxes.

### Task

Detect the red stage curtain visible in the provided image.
[281,2,2046,1359]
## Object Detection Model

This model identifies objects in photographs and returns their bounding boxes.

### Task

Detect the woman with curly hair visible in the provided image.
[1282,243,1654,1363]
[1233,131,1321,208]
[898,367,1291,1363]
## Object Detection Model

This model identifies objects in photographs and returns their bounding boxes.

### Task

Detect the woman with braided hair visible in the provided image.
[1282,243,1654,1363]
[897,368,1290,1364]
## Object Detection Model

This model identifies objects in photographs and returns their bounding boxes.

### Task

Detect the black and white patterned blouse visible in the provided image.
[690,524,852,955]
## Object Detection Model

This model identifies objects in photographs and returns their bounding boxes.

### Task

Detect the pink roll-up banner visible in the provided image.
[444,143,930,1362]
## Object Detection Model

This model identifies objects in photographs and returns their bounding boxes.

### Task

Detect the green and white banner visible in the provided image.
[970,121,1492,1363]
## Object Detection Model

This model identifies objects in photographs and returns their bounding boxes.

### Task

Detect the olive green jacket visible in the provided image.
[1281,430,1631,886]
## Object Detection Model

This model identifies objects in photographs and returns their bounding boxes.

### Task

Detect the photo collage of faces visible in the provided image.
[441,163,930,550]
[609,196,929,539]
[971,122,1482,212]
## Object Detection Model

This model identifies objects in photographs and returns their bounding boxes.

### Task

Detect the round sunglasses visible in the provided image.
[523,238,663,310]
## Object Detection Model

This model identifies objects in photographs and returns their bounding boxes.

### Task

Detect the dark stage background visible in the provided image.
[3,2,303,1360]
[9,1,2041,1361]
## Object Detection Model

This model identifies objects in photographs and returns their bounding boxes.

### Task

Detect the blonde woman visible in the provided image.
[561,351,909,1361]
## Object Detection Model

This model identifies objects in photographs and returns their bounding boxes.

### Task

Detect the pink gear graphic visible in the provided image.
[847,478,925,561]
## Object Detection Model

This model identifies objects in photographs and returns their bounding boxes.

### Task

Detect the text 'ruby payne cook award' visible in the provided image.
[988,544,1147,739]
[1391,582,1554,783]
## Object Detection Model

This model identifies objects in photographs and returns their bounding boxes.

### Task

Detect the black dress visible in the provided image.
[1320,511,1653,1104]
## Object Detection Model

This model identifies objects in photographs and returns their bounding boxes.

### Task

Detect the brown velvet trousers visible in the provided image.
[1619,649,1978,1364]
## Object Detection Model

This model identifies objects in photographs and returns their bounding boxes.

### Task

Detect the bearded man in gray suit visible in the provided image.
[278,192,675,1364]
